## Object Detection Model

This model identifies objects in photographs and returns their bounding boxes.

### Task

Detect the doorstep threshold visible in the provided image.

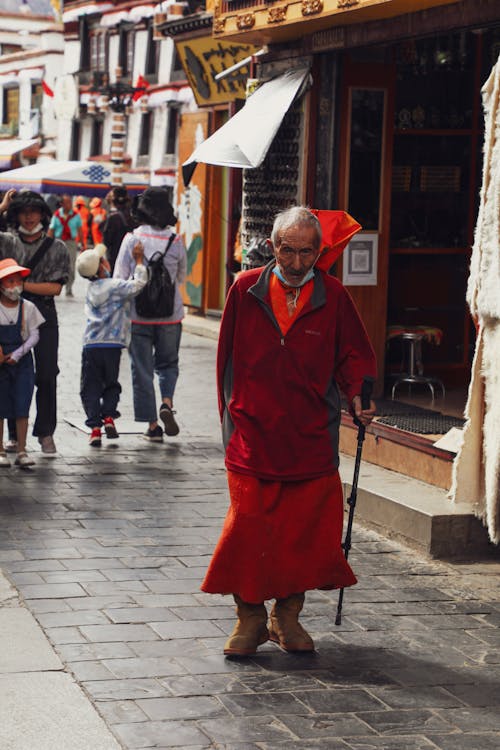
[339,453,497,560]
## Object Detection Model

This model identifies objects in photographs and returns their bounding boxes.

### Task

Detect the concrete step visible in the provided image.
[338,453,498,559]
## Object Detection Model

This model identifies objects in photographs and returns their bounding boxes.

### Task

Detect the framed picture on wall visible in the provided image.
[343,232,378,286]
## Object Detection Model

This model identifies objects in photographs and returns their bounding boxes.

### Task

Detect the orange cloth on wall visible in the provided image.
[201,470,356,603]
[269,273,314,336]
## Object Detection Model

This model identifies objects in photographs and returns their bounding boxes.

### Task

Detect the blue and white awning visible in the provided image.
[0,160,148,197]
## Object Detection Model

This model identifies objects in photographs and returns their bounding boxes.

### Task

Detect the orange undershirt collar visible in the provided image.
[269,273,314,336]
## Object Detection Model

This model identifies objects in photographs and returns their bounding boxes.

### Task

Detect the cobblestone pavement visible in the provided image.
[0,278,499,750]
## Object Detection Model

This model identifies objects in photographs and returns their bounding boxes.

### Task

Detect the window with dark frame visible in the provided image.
[90,32,107,71]
[70,120,81,161]
[119,26,134,76]
[139,111,152,156]
[79,17,90,71]
[89,118,104,157]
[145,21,159,79]
[165,107,178,155]
[1,44,22,55]
[2,88,19,127]
[31,83,43,110]
[170,49,186,82]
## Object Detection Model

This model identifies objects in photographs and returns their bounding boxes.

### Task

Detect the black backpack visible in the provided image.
[135,234,176,319]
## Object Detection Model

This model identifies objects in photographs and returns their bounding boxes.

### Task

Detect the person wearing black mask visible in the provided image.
[3,191,70,456]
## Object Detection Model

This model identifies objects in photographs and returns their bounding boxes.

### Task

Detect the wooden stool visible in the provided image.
[389,330,445,403]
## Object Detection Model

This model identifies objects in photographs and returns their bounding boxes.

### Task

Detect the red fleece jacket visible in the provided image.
[217,262,377,481]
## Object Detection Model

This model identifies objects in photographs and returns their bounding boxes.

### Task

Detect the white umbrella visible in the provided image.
[0,160,148,197]
[182,67,310,185]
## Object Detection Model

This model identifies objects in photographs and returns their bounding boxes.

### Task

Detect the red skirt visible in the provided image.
[201,470,356,604]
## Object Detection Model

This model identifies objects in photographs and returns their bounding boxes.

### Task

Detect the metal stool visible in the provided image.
[391,332,445,402]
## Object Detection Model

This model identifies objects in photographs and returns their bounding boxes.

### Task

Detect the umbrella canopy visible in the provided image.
[182,67,310,186]
[0,161,148,197]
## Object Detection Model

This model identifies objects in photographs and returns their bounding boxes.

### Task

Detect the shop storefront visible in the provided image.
[206,0,500,400]
[314,24,500,397]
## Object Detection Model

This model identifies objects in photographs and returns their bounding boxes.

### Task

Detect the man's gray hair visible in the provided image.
[271,206,322,249]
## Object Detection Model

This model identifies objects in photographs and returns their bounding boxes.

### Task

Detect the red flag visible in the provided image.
[132,75,150,102]
[310,210,362,271]
[41,79,54,97]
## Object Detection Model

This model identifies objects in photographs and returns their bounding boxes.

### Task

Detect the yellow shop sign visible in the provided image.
[176,38,259,106]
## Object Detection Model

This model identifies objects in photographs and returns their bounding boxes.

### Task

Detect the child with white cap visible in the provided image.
[0,258,45,467]
[76,241,147,446]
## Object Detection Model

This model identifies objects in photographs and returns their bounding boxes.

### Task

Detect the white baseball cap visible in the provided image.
[76,244,108,279]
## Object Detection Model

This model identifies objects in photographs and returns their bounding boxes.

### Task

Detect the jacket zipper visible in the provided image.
[250,284,322,348]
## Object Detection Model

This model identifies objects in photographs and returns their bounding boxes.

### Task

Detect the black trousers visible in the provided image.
[8,320,59,440]
[80,347,122,428]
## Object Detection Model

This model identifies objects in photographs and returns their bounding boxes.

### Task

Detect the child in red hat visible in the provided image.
[0,258,45,468]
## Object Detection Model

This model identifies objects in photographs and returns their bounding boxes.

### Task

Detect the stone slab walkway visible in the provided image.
[0,278,499,749]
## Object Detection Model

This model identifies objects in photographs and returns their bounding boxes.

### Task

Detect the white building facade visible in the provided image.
[59,0,196,190]
[0,7,63,166]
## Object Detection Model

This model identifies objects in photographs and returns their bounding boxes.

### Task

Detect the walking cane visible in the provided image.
[335,376,374,626]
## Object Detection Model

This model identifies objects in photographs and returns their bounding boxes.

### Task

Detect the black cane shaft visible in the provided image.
[335,376,374,626]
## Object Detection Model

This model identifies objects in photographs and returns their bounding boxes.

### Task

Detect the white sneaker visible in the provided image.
[5,439,17,453]
[0,452,11,467]
[38,435,57,457]
[15,452,35,468]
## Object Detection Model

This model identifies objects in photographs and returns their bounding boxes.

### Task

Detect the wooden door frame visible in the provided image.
[337,57,396,395]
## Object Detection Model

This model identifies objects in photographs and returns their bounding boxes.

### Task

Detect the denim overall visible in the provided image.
[0,301,35,419]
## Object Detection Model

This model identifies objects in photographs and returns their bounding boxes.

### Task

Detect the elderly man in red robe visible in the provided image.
[202,206,377,657]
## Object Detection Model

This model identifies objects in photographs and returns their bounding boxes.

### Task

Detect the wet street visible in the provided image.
[0,277,499,749]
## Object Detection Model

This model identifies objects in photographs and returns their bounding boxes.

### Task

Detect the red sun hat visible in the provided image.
[0,258,31,281]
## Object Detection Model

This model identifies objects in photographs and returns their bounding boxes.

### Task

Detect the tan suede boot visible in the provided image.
[223,595,269,656]
[269,593,314,652]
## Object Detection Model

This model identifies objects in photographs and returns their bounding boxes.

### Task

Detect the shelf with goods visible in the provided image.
[385,31,484,375]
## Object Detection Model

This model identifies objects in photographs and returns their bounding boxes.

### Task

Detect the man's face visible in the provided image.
[18,206,42,233]
[61,195,72,212]
[274,225,320,287]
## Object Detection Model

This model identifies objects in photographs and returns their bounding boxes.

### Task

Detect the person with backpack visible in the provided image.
[113,188,187,442]
[103,187,133,273]
[4,191,70,456]
[48,194,83,297]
